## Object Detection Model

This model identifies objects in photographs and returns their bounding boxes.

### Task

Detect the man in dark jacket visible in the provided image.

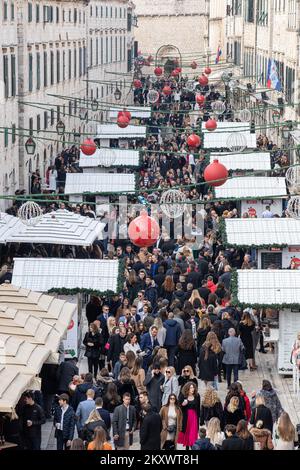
[197,253,209,280]
[163,312,182,366]
[221,424,245,450]
[56,358,79,395]
[96,305,112,344]
[140,326,160,369]
[186,263,202,289]
[40,363,58,419]
[107,326,127,368]
[113,393,136,450]
[198,279,211,305]
[53,394,76,450]
[219,265,232,290]
[172,282,186,307]
[20,391,46,450]
[140,404,162,450]
[192,427,216,450]
[144,277,158,310]
[143,363,164,412]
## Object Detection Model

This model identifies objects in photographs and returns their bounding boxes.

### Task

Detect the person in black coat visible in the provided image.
[186,264,202,289]
[83,323,104,378]
[139,404,162,450]
[72,373,98,411]
[176,330,197,375]
[40,363,58,419]
[85,296,102,324]
[53,394,76,450]
[19,391,46,450]
[221,424,245,450]
[249,398,273,432]
[56,358,79,395]
[107,327,127,368]
[236,419,254,450]
[224,397,245,427]
[200,387,224,429]
[115,368,138,403]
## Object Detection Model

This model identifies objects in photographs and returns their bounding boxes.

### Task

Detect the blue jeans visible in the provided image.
[226,364,239,387]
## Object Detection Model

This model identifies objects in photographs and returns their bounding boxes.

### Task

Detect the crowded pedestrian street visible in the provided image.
[1,0,300,458]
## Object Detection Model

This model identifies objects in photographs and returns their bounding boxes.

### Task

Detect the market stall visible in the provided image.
[79,148,141,173]
[209,152,271,175]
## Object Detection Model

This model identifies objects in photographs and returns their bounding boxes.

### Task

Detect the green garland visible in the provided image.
[47,259,125,298]
[218,217,288,249]
[230,269,300,309]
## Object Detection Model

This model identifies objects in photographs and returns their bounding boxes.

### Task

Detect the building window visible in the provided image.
[62,50,65,81]
[44,111,48,129]
[127,12,132,31]
[50,109,54,125]
[115,37,118,61]
[36,4,40,22]
[74,48,77,77]
[28,53,33,92]
[43,51,47,87]
[74,8,77,23]
[68,100,72,116]
[90,5,92,16]
[56,6,59,22]
[245,0,254,22]
[28,2,33,22]
[83,46,86,74]
[68,49,72,79]
[4,128,8,148]
[110,37,113,62]
[56,50,60,83]
[37,114,41,133]
[101,38,103,64]
[106,37,108,64]
[11,54,16,96]
[90,38,93,67]
[257,0,269,26]
[12,123,16,143]
[36,52,41,90]
[49,6,53,22]
[29,117,33,136]
[11,2,14,20]
[50,51,54,85]
[3,55,9,98]
[79,47,82,76]
[63,9,65,22]
[96,38,99,65]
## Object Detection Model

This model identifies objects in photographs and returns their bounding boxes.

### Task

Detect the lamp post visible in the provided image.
[114,87,122,101]
[25,137,36,155]
[56,120,65,136]
[91,99,98,112]
[221,71,232,104]
[73,131,81,145]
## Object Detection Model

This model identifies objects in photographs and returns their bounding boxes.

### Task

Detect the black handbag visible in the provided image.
[166,425,176,433]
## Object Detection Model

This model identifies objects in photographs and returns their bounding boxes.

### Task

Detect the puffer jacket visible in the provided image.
[250,428,274,450]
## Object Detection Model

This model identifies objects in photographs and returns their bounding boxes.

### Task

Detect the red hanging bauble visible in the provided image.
[196,95,206,106]
[191,61,197,70]
[204,159,228,187]
[198,75,209,86]
[176,67,182,73]
[171,69,179,77]
[118,109,132,121]
[205,118,218,132]
[80,138,97,156]
[154,67,163,76]
[204,67,212,75]
[162,85,172,96]
[133,79,142,89]
[117,115,130,128]
[128,210,160,248]
[187,134,201,148]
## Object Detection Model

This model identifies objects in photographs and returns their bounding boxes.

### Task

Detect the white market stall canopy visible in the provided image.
[79,148,140,168]
[96,124,147,139]
[210,152,271,171]
[109,106,151,119]
[64,173,136,195]
[234,269,300,307]
[0,283,76,411]
[0,212,21,244]
[224,218,300,247]
[214,176,287,199]
[202,122,256,149]
[6,210,104,246]
[12,258,121,294]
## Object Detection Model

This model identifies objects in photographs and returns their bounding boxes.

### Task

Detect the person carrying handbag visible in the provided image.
[161,367,179,406]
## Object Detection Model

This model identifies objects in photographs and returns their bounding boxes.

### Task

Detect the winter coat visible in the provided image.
[250,404,273,432]
[197,327,211,350]
[192,438,215,450]
[161,376,179,405]
[83,331,103,359]
[53,405,76,441]
[159,405,182,448]
[221,435,245,450]
[107,334,127,367]
[56,360,79,393]
[200,401,224,428]
[40,363,58,395]
[144,370,164,412]
[140,411,162,450]
[144,284,158,309]
[207,280,217,293]
[198,347,219,381]
[239,323,255,360]
[250,427,274,450]
[223,407,245,426]
[112,404,136,448]
[115,380,138,403]
[259,389,283,424]
[176,346,198,375]
[95,375,114,397]
[20,404,46,440]
[81,419,109,443]
[172,290,186,306]
[73,382,98,411]
[163,319,182,347]
[85,302,101,324]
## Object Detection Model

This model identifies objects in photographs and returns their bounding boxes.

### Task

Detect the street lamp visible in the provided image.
[114,87,122,101]
[56,120,65,136]
[272,110,281,124]
[73,131,81,144]
[25,137,36,155]
[244,93,250,104]
[91,99,98,112]
[282,121,293,140]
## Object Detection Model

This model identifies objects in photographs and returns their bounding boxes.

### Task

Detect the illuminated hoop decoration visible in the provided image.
[18,201,43,226]
[286,196,300,219]
[98,149,117,168]
[238,108,252,122]
[226,132,247,153]
[211,100,226,116]
[148,89,160,104]
[160,189,187,219]
[286,165,300,195]
[185,80,195,92]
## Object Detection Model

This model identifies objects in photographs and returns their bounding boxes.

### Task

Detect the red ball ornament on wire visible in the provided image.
[196,95,206,106]
[154,67,163,76]
[205,118,218,132]
[204,67,212,75]
[177,67,182,73]
[80,138,97,156]
[128,210,160,248]
[191,61,197,70]
[204,159,228,187]
[171,69,179,77]
[162,85,172,96]
[198,74,209,87]
[117,115,130,128]
[187,134,201,148]
[133,79,142,89]
[118,109,132,121]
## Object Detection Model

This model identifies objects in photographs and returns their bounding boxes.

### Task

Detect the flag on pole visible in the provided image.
[215,46,222,64]
[267,59,282,91]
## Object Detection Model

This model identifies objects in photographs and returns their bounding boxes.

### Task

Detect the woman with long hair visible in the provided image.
[136,321,146,343]
[160,394,183,450]
[125,351,136,371]
[197,317,212,350]
[162,367,179,406]
[85,296,102,324]
[70,438,85,450]
[177,382,201,450]
[198,331,222,388]
[107,316,117,336]
[200,386,224,428]
[161,275,176,303]
[123,333,141,356]
[275,412,296,450]
[259,379,283,425]
[83,322,104,379]
[224,397,245,426]
[102,382,121,414]
[178,365,198,392]
[126,270,140,303]
[236,419,254,450]
[176,330,197,375]
[115,298,130,323]
[188,289,205,309]
[115,366,138,402]
[81,409,109,444]
[239,312,256,370]
[250,393,274,432]
[206,417,225,449]
[131,356,146,394]
[249,420,274,450]
[153,317,167,346]
[87,426,112,450]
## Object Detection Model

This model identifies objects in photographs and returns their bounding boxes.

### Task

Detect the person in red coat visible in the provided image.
[236,381,251,422]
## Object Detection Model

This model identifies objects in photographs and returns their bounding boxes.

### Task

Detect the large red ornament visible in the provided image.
[176,67,182,73]
[171,69,179,77]
[162,86,172,96]
[196,95,205,106]
[191,61,197,69]
[205,118,218,132]
[128,210,160,248]
[187,134,201,148]
[117,115,130,128]
[204,67,212,75]
[80,138,97,156]
[198,74,209,86]
[118,109,132,121]
[154,67,163,76]
[133,79,142,89]
[204,159,228,187]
